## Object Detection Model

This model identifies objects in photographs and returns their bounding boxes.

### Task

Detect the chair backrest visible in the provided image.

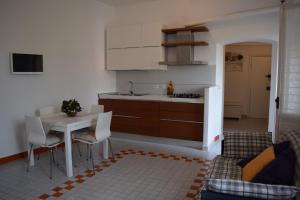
[95,111,112,141]
[39,106,59,117]
[90,104,104,114]
[25,116,46,145]
[279,130,300,187]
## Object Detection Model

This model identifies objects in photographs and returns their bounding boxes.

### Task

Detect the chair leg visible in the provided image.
[37,152,40,160]
[26,144,33,172]
[52,148,55,163]
[90,144,95,175]
[77,143,82,157]
[49,148,53,179]
[108,138,115,161]
[86,144,89,161]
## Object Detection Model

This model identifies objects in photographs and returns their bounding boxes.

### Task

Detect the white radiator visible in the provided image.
[224,101,241,119]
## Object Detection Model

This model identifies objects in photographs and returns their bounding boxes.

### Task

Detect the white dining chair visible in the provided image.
[72,104,104,157]
[73,111,115,174]
[39,106,60,117]
[25,116,64,179]
[38,106,64,155]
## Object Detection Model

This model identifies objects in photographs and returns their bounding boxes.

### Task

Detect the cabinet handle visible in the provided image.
[113,114,140,119]
[160,118,203,124]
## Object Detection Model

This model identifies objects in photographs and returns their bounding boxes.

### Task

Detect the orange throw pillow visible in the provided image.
[242,146,275,181]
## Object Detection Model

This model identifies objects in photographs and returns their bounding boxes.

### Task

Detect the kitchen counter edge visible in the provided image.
[98,94,204,104]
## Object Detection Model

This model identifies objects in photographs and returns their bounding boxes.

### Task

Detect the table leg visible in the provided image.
[64,128,73,177]
[103,139,108,159]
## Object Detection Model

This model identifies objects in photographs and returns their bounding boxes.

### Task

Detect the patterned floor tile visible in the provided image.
[0,138,212,200]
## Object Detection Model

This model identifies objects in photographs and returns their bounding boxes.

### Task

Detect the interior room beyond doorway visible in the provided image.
[223,42,272,133]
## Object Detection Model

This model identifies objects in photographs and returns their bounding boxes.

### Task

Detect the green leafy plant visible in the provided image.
[61,99,82,116]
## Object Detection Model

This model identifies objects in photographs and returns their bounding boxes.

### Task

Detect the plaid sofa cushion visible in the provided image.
[206,179,300,200]
[223,131,273,159]
[279,130,300,187]
[206,155,242,180]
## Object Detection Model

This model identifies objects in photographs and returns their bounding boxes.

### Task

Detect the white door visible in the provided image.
[249,56,272,118]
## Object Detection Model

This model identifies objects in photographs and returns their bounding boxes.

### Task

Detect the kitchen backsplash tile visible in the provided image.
[116,65,215,95]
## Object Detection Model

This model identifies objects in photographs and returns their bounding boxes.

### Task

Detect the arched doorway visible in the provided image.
[223,42,273,133]
[216,39,278,141]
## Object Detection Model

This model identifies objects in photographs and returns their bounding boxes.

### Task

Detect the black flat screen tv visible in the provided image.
[10,53,43,74]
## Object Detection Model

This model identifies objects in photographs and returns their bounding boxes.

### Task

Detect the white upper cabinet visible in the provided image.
[141,47,165,69]
[107,49,125,69]
[123,24,142,48]
[106,26,124,49]
[107,24,142,49]
[141,22,162,47]
[106,22,166,70]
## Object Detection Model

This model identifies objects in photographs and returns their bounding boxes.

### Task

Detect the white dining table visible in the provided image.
[28,112,109,177]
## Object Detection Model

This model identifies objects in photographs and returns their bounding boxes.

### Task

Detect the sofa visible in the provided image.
[201,130,300,200]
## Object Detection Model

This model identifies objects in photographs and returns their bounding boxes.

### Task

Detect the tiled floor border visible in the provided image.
[39,149,211,200]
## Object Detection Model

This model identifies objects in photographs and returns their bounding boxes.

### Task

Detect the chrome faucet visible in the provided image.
[129,81,134,95]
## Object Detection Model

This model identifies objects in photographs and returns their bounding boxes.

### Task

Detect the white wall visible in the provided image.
[0,0,116,158]
[278,6,300,134]
[225,43,272,116]
[111,0,279,27]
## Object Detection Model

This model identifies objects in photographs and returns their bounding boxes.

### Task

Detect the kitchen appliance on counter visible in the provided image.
[170,93,202,99]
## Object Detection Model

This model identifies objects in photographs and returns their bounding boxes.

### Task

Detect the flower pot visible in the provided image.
[67,112,77,117]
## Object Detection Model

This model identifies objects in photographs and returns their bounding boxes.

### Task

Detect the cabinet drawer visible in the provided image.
[160,111,203,122]
[160,120,203,141]
[160,102,204,113]
[137,118,159,137]
[101,99,138,116]
[111,115,139,134]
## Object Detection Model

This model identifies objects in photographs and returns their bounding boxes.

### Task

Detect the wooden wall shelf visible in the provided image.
[161,25,209,66]
[162,26,209,34]
[162,41,208,47]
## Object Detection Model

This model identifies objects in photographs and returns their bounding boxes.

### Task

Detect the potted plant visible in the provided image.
[61,99,82,117]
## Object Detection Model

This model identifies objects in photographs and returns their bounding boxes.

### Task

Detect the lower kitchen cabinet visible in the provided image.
[159,120,203,141]
[159,102,204,141]
[99,99,204,141]
[110,115,139,134]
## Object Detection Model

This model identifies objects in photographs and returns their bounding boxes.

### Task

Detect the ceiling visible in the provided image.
[97,0,157,6]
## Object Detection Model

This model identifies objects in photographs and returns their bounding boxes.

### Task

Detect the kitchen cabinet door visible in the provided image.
[106,26,125,49]
[160,120,203,141]
[141,47,166,70]
[122,47,144,69]
[107,24,142,49]
[106,49,125,70]
[142,22,162,47]
[123,24,142,48]
[107,47,166,70]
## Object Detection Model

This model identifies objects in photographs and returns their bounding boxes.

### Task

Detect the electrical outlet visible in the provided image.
[214,135,220,141]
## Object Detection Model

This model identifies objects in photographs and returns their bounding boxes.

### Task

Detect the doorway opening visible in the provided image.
[223,42,272,132]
